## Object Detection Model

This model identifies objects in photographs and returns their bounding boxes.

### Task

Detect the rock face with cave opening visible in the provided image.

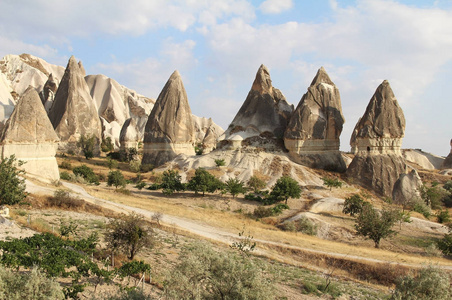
[48,56,102,154]
[284,67,346,172]
[347,80,407,197]
[142,70,195,167]
[218,64,293,150]
[0,87,60,182]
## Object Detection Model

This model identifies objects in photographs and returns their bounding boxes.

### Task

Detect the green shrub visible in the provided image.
[271,203,289,215]
[0,155,27,205]
[72,164,99,184]
[391,265,451,299]
[436,210,451,224]
[140,164,154,173]
[343,194,369,216]
[129,160,141,173]
[107,170,126,189]
[253,206,274,218]
[225,178,246,198]
[322,177,343,191]
[77,134,96,159]
[147,183,161,190]
[413,202,431,218]
[49,189,84,209]
[247,175,266,193]
[60,171,71,181]
[101,137,114,153]
[437,233,452,256]
[294,217,318,236]
[59,160,72,170]
[214,159,226,167]
[0,266,64,299]
[135,182,146,190]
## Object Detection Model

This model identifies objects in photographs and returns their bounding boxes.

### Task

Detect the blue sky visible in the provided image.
[1,0,451,155]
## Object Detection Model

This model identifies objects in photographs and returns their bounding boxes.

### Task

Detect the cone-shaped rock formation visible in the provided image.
[1,86,60,182]
[284,67,346,171]
[48,56,102,153]
[219,64,293,149]
[441,139,452,169]
[142,70,195,166]
[347,80,407,197]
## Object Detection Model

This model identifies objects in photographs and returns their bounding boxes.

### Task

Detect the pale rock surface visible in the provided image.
[192,115,224,153]
[40,73,58,113]
[85,74,154,148]
[0,87,59,182]
[48,56,102,153]
[347,80,407,197]
[0,54,64,122]
[441,139,452,169]
[392,169,423,206]
[284,67,346,171]
[219,65,293,149]
[403,149,445,170]
[142,70,195,166]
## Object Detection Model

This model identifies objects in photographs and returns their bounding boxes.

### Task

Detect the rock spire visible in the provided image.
[284,67,346,171]
[0,86,60,182]
[48,56,102,153]
[142,70,195,166]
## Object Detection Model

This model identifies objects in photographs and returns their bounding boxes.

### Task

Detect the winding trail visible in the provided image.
[25,179,452,271]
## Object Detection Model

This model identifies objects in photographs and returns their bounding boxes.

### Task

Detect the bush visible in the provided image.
[107,158,118,170]
[270,176,301,204]
[129,160,141,173]
[194,143,204,155]
[0,155,27,205]
[437,233,452,256]
[322,177,343,191]
[247,175,266,193]
[253,206,274,218]
[271,203,289,215]
[72,164,99,184]
[140,164,154,173]
[105,213,155,260]
[413,202,431,218]
[164,242,274,299]
[59,160,72,170]
[436,210,451,224]
[77,134,96,159]
[135,182,146,190]
[294,217,318,235]
[187,168,223,196]
[214,159,226,167]
[107,151,121,161]
[0,266,64,299]
[101,137,114,153]
[107,170,126,189]
[343,194,369,216]
[48,189,84,209]
[160,169,184,195]
[147,183,161,190]
[391,265,451,299]
[225,178,246,198]
[60,171,71,181]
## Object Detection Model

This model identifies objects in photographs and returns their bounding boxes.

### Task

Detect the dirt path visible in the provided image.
[25,179,452,271]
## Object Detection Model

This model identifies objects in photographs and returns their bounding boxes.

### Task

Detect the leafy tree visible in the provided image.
[101,136,114,153]
[247,175,266,193]
[160,169,184,195]
[391,265,451,300]
[164,242,274,300]
[343,194,370,216]
[107,170,126,189]
[225,178,246,198]
[322,177,343,191]
[105,213,154,260]
[355,205,400,248]
[420,184,449,209]
[187,168,223,196]
[0,266,64,299]
[73,164,99,184]
[437,232,452,256]
[214,158,226,167]
[77,134,96,159]
[270,176,301,204]
[0,155,27,205]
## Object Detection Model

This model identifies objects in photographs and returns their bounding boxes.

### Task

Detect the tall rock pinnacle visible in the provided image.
[219,64,293,149]
[0,86,60,182]
[347,80,407,197]
[142,70,195,166]
[48,56,102,153]
[284,67,346,171]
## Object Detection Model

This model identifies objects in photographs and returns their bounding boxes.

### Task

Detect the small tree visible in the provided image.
[161,169,184,195]
[107,170,126,189]
[343,194,369,216]
[72,164,99,184]
[105,213,154,260]
[0,155,27,205]
[355,205,400,248]
[101,136,114,153]
[77,134,96,159]
[225,178,246,198]
[214,159,226,167]
[187,168,223,196]
[247,175,266,193]
[270,176,301,204]
[322,177,343,191]
[391,265,451,300]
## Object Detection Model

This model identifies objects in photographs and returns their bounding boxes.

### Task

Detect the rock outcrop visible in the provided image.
[192,115,224,153]
[219,65,293,149]
[392,169,423,206]
[441,139,452,169]
[284,67,346,171]
[40,73,58,113]
[403,149,445,170]
[347,80,407,197]
[142,70,195,166]
[48,56,102,153]
[85,74,154,149]
[0,87,60,182]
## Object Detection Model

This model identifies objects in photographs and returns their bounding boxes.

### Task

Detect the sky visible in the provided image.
[0,0,451,156]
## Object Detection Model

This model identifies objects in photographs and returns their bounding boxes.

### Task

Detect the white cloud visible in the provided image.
[259,0,293,14]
